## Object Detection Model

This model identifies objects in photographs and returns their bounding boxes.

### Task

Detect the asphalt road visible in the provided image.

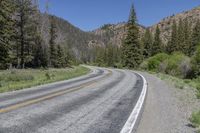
[0,67,144,133]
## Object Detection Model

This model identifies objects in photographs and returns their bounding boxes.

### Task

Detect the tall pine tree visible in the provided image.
[49,16,58,67]
[14,0,38,68]
[167,20,178,54]
[141,28,153,58]
[0,0,14,69]
[57,45,65,68]
[183,18,192,55]
[121,4,142,68]
[177,19,185,53]
[32,1,49,68]
[191,20,200,56]
[152,26,163,56]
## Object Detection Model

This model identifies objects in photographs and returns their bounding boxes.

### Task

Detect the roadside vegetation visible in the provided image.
[0,1,90,93]
[190,111,200,132]
[0,66,89,93]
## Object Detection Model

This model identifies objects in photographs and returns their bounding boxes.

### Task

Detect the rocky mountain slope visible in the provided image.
[150,6,200,44]
[42,6,200,60]
[91,23,145,47]
[91,6,200,46]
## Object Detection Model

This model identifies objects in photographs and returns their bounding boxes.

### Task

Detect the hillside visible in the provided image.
[91,6,200,46]
[91,23,145,47]
[150,6,200,44]
[42,6,200,60]
[39,14,99,60]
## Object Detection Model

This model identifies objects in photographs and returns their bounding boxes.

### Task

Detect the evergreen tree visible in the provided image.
[33,36,48,68]
[95,46,105,66]
[152,26,163,55]
[141,28,153,58]
[49,16,58,67]
[106,45,114,66]
[57,45,65,68]
[14,0,38,68]
[183,18,192,55]
[191,20,200,56]
[0,0,14,69]
[167,20,178,53]
[121,4,142,68]
[177,19,184,52]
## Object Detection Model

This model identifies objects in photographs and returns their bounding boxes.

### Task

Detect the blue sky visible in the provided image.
[39,0,200,31]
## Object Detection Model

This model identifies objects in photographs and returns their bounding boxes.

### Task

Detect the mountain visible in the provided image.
[39,14,99,60]
[91,23,145,47]
[41,6,200,61]
[91,6,200,46]
[149,6,200,44]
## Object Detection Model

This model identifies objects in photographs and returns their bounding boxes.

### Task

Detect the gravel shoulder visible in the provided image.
[137,72,200,133]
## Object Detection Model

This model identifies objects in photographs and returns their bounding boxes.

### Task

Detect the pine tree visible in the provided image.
[0,0,14,69]
[177,19,184,53]
[14,0,38,68]
[152,26,163,55]
[33,36,48,68]
[167,20,178,53]
[106,45,114,66]
[191,20,200,56]
[183,18,192,55]
[49,16,58,67]
[57,45,65,68]
[121,4,142,68]
[95,46,105,66]
[141,28,153,58]
[32,2,49,68]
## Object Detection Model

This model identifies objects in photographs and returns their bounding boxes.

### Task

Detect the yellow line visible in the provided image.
[0,70,112,114]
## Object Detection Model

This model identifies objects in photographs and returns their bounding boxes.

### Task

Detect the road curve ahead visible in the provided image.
[0,67,146,133]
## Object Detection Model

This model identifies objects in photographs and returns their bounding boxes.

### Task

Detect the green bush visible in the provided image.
[45,72,55,80]
[166,52,191,78]
[190,111,200,128]
[196,84,200,99]
[140,52,192,78]
[192,45,200,77]
[140,53,169,72]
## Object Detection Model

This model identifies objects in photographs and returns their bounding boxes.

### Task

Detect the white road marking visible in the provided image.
[120,71,148,133]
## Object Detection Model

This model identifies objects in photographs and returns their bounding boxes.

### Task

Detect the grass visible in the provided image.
[0,66,90,93]
[156,73,200,99]
[155,72,200,132]
[190,111,200,132]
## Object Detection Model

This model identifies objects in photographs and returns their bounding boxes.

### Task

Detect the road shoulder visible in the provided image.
[137,72,199,133]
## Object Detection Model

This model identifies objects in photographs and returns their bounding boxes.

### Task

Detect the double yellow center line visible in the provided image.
[0,70,112,114]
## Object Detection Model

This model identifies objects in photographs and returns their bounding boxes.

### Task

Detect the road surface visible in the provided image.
[0,67,146,133]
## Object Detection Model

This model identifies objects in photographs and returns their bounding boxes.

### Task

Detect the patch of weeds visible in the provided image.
[184,79,191,84]
[175,82,185,89]
[10,69,17,74]
[45,72,55,80]
[45,72,51,80]
[196,85,200,99]
[190,111,200,128]
[0,82,2,87]
[6,74,34,82]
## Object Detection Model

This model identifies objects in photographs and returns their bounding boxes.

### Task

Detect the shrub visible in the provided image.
[45,72,51,80]
[140,53,169,72]
[45,72,55,80]
[140,52,192,78]
[190,111,200,128]
[192,45,200,77]
[196,84,200,99]
[166,52,191,78]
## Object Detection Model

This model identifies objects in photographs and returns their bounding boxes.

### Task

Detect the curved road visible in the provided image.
[0,67,145,133]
